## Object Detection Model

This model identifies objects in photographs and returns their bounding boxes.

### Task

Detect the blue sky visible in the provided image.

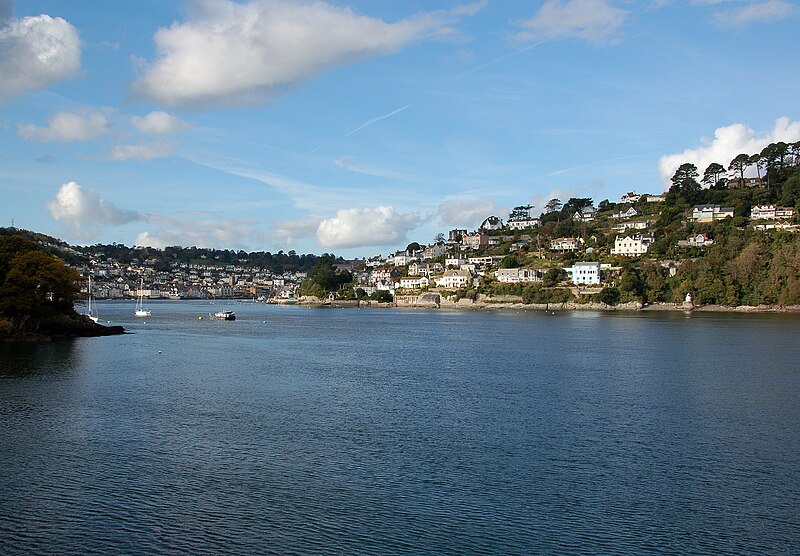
[1,0,798,257]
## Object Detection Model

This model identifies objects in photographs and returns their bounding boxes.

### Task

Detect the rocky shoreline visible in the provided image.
[1,313,126,342]
[293,294,800,314]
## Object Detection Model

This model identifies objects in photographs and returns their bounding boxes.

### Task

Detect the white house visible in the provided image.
[507,216,541,230]
[612,207,641,219]
[480,216,504,231]
[435,269,473,289]
[691,205,734,222]
[564,262,601,285]
[619,192,642,204]
[398,276,430,290]
[392,253,417,266]
[494,267,543,284]
[751,205,796,220]
[445,255,467,268]
[611,234,654,256]
[613,219,651,232]
[468,255,504,267]
[644,193,666,203]
[550,237,581,252]
[576,208,596,222]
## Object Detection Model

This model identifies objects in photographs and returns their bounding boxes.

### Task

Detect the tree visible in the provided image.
[434,233,446,244]
[728,153,750,188]
[596,287,620,305]
[0,250,81,317]
[670,163,700,195]
[702,163,725,188]
[545,198,562,213]
[563,197,593,215]
[500,254,520,269]
[405,242,421,253]
[542,268,563,287]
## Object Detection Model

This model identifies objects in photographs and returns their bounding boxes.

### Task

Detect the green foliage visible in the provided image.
[370,290,393,303]
[500,254,520,268]
[299,256,354,297]
[596,287,621,305]
[0,247,81,317]
[522,287,573,304]
[542,268,563,287]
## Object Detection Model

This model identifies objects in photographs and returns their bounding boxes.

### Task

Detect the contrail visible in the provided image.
[344,105,411,137]
[456,38,550,79]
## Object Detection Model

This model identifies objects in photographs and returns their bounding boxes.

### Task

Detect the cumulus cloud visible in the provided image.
[657,117,800,186]
[131,111,188,134]
[316,206,422,249]
[18,110,110,142]
[46,181,141,234]
[272,217,321,245]
[110,142,174,161]
[515,0,628,43]
[437,197,500,228]
[713,0,796,27]
[131,0,451,108]
[0,13,81,100]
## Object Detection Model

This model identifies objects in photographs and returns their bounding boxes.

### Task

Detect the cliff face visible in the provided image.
[1,312,125,342]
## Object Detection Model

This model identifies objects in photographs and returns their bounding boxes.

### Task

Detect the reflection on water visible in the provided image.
[1,301,799,554]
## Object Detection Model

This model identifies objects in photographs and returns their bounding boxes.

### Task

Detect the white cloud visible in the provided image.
[516,0,628,43]
[135,225,256,249]
[131,111,188,134]
[0,14,81,100]
[713,0,796,26]
[272,217,321,245]
[110,142,174,161]
[437,197,500,228]
[46,181,141,233]
[657,117,800,186]
[316,206,421,249]
[18,110,109,142]
[131,0,451,108]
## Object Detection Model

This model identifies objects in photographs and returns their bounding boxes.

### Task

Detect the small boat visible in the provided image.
[84,276,100,323]
[135,278,152,317]
[212,310,236,321]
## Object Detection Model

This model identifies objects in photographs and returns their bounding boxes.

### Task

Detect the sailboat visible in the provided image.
[135,278,152,317]
[84,276,100,323]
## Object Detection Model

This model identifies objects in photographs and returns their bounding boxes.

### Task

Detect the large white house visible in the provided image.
[751,205,796,220]
[507,216,541,230]
[611,234,654,256]
[564,262,601,285]
[494,267,543,284]
[435,269,473,289]
[691,205,734,222]
[398,276,430,290]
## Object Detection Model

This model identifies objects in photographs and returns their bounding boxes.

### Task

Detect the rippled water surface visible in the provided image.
[1,301,799,554]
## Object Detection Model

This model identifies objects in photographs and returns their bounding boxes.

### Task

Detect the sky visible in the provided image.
[1,0,799,258]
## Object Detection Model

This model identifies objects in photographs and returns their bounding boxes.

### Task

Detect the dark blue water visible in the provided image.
[1,301,799,554]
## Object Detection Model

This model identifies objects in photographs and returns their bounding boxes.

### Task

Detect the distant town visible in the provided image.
[5,144,800,310]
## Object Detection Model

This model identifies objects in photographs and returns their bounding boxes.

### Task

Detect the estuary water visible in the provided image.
[1,301,799,554]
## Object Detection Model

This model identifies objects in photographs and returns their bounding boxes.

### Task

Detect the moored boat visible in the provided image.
[212,310,236,321]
